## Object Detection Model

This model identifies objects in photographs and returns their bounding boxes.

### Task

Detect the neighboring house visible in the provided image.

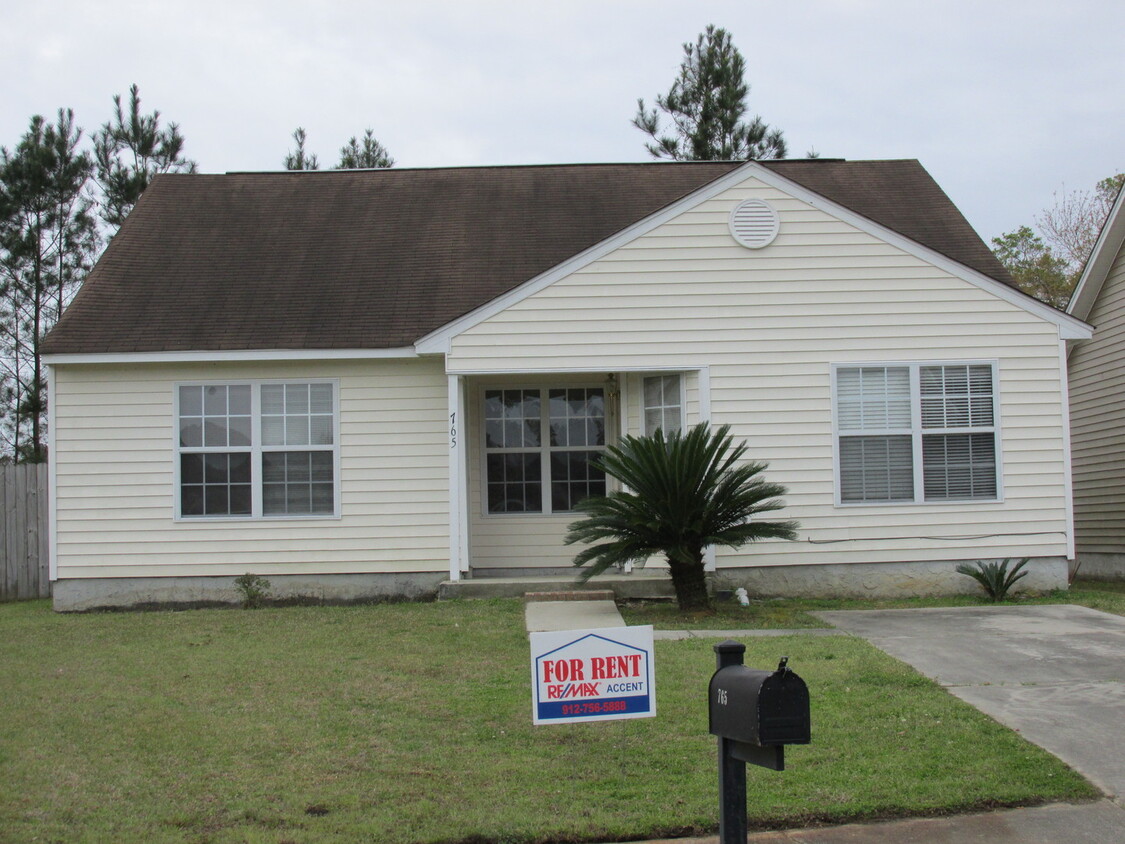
[1066,185,1125,579]
[42,160,1092,610]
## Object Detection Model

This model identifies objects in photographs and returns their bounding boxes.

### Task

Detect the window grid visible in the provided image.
[484,387,606,515]
[835,363,998,504]
[176,381,338,519]
[643,374,683,435]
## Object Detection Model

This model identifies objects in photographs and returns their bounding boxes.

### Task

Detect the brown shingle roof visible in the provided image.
[43,160,1014,355]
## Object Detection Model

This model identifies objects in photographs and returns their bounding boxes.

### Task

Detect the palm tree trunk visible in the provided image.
[667,550,711,612]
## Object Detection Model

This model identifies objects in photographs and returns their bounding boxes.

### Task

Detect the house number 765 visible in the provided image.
[450,412,457,448]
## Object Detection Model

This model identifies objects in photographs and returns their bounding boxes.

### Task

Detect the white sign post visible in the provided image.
[529,626,656,725]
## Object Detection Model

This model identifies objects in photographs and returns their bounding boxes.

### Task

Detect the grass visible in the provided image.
[618,578,1125,629]
[0,598,1099,844]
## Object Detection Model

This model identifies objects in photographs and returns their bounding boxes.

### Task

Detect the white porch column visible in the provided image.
[447,375,470,580]
[699,366,717,572]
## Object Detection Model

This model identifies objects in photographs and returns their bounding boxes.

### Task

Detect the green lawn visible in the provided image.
[619,578,1125,630]
[0,598,1099,844]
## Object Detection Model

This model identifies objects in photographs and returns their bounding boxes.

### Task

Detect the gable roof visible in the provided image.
[1067,183,1125,322]
[44,160,1019,356]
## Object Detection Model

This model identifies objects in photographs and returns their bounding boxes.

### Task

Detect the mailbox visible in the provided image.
[709,642,811,844]
[709,656,810,747]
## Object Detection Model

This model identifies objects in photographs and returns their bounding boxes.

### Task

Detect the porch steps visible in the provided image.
[436,574,674,601]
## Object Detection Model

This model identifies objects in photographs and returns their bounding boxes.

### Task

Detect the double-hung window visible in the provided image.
[484,387,607,514]
[834,363,998,504]
[177,382,338,518]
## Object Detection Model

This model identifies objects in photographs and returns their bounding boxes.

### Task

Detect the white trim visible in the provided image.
[417,160,1091,351]
[698,367,715,571]
[617,372,629,442]
[697,366,712,424]
[1058,340,1077,560]
[46,365,58,582]
[831,360,1003,507]
[1068,183,1125,321]
[172,379,342,521]
[447,362,715,377]
[448,375,469,579]
[458,381,470,574]
[44,347,419,366]
[415,163,763,353]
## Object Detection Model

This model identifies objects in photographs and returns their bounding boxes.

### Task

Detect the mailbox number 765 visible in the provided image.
[716,688,728,705]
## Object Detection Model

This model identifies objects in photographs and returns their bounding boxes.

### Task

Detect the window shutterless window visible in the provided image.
[643,374,683,435]
[834,363,998,504]
[176,382,338,518]
[483,387,607,514]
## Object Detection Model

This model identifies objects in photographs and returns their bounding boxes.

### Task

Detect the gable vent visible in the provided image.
[729,199,780,249]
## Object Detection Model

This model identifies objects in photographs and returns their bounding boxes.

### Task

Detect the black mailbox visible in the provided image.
[709,656,810,748]
[710,642,811,844]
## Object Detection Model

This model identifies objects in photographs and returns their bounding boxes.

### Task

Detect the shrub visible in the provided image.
[565,422,797,612]
[234,573,271,609]
[956,558,1030,602]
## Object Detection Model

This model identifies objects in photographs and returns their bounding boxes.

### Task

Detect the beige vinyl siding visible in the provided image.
[449,175,1070,569]
[52,358,451,578]
[1069,243,1125,553]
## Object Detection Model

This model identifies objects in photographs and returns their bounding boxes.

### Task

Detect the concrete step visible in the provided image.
[438,573,675,601]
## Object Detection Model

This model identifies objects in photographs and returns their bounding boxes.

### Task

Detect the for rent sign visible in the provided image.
[529,626,656,725]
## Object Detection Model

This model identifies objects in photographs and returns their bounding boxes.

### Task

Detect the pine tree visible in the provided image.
[0,111,97,461]
[284,128,320,171]
[337,129,394,169]
[93,85,196,230]
[633,25,787,161]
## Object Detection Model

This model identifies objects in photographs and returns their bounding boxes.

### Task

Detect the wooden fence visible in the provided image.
[1,463,50,600]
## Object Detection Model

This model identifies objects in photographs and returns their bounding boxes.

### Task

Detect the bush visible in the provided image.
[234,573,271,609]
[956,558,1030,602]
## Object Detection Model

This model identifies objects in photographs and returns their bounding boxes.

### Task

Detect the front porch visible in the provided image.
[446,367,709,581]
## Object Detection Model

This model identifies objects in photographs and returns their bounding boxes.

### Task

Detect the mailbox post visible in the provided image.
[709,640,810,844]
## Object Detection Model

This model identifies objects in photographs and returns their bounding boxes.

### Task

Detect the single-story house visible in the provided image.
[42,159,1093,610]
[1066,183,1125,579]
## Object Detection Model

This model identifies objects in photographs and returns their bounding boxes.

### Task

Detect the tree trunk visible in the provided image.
[667,550,712,612]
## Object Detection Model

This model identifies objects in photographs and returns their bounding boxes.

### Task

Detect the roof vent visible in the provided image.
[729,199,780,249]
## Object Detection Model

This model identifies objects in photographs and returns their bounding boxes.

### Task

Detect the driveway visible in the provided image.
[813,604,1125,804]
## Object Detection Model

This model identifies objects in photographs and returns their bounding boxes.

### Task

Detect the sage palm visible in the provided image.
[565,423,797,611]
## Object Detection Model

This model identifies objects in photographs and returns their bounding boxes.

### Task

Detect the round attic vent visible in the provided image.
[729,199,780,249]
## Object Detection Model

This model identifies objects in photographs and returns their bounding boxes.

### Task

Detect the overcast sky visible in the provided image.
[3,0,1122,242]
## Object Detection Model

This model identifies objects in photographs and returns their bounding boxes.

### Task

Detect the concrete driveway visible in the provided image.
[813,604,1125,804]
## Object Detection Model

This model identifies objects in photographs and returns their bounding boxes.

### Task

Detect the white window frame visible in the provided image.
[174,379,341,520]
[480,383,608,517]
[642,373,685,435]
[831,361,1002,506]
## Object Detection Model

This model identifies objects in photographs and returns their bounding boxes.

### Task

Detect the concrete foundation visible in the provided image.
[1074,553,1125,581]
[52,572,447,612]
[710,556,1069,599]
[53,556,1073,610]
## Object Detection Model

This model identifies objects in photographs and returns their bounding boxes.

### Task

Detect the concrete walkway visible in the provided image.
[525,598,1125,842]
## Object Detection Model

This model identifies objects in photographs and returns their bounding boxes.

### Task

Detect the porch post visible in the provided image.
[699,366,718,572]
[448,375,469,580]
